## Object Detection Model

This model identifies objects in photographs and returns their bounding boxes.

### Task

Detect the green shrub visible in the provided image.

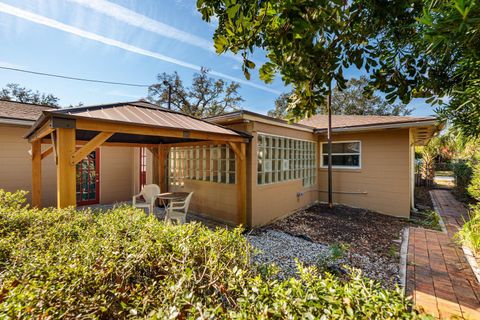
[467,161,480,201]
[452,160,473,199]
[457,204,480,255]
[0,190,426,319]
[410,209,441,231]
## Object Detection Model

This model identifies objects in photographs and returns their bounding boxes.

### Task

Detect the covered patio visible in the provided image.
[25,101,250,225]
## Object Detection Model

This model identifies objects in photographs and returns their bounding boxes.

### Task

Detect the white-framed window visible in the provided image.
[321,141,361,169]
[257,133,317,187]
[168,144,236,186]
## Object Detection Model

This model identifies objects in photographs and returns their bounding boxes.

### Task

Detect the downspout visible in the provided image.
[327,83,333,208]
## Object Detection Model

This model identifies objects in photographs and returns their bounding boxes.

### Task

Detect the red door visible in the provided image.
[76,149,100,205]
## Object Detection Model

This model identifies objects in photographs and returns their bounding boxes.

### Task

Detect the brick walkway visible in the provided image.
[406,190,480,319]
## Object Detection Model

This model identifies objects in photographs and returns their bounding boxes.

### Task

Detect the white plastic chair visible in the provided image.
[132,184,160,215]
[165,192,194,224]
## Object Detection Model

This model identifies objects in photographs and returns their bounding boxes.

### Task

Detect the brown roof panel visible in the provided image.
[45,100,247,138]
[0,99,57,121]
[297,114,436,130]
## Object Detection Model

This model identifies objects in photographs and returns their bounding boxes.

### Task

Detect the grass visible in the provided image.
[410,209,442,231]
[412,186,442,230]
[457,204,480,255]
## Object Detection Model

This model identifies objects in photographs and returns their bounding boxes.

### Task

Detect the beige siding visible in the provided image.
[170,181,237,224]
[0,124,56,207]
[99,147,135,204]
[318,129,411,217]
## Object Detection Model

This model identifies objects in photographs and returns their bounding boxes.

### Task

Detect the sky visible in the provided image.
[0,0,435,116]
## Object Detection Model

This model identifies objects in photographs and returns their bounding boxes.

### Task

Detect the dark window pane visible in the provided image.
[323,155,360,167]
[322,142,360,153]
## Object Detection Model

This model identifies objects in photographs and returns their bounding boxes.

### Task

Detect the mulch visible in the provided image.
[265,203,411,261]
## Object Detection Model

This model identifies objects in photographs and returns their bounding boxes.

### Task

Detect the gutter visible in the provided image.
[0,117,35,127]
[313,119,438,133]
[207,110,315,133]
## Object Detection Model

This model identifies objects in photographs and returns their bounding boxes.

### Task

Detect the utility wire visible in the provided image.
[0,65,150,88]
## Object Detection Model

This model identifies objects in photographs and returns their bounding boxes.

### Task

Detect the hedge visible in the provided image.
[0,190,428,319]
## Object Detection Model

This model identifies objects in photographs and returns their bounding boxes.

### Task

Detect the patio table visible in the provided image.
[157,192,189,208]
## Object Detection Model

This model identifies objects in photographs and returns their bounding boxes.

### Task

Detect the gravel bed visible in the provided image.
[246,229,400,288]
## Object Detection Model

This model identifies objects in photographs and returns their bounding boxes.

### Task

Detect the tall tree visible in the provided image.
[197,0,421,119]
[268,78,411,119]
[0,83,59,107]
[148,68,243,118]
[197,0,480,137]
[267,92,291,119]
[326,77,412,116]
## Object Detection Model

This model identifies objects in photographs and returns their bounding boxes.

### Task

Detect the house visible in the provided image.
[0,99,440,227]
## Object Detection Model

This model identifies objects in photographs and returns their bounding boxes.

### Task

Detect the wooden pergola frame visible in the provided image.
[29,116,249,225]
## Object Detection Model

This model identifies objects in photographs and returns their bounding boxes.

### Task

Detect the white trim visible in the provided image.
[0,118,34,126]
[320,140,362,169]
[315,120,438,133]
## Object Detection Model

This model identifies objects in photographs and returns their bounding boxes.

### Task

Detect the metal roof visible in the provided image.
[26,100,249,141]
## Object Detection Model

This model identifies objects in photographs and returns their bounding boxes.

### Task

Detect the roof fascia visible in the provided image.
[0,117,35,126]
[313,119,438,134]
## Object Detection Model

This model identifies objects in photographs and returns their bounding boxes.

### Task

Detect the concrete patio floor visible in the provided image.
[77,202,228,230]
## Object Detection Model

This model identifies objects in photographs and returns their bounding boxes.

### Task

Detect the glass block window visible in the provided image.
[168,144,236,186]
[321,141,361,168]
[257,134,317,187]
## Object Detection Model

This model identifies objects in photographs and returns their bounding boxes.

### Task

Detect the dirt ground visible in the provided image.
[266,203,409,260]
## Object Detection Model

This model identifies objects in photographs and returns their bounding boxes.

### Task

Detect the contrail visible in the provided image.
[0,2,280,94]
[68,0,242,62]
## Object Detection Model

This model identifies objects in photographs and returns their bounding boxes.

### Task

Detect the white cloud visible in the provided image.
[68,0,239,61]
[0,2,280,95]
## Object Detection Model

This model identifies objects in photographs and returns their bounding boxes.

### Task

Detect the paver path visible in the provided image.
[406,190,480,319]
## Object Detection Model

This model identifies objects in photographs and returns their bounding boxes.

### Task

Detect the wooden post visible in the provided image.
[56,128,77,208]
[158,146,166,193]
[235,142,247,226]
[149,146,159,185]
[31,139,42,208]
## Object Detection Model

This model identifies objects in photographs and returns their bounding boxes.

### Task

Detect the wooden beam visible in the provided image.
[41,146,54,160]
[41,138,158,148]
[229,142,244,161]
[161,140,225,149]
[56,128,76,208]
[71,132,113,165]
[232,142,247,226]
[75,118,247,143]
[150,146,159,186]
[31,140,42,208]
[28,120,54,142]
[158,146,166,193]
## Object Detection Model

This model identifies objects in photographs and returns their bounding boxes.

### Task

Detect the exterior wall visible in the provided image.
[0,123,136,207]
[0,124,56,207]
[169,181,237,224]
[248,122,318,226]
[98,146,135,204]
[318,129,411,217]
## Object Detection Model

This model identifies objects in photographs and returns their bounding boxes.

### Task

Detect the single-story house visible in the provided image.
[0,99,440,227]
